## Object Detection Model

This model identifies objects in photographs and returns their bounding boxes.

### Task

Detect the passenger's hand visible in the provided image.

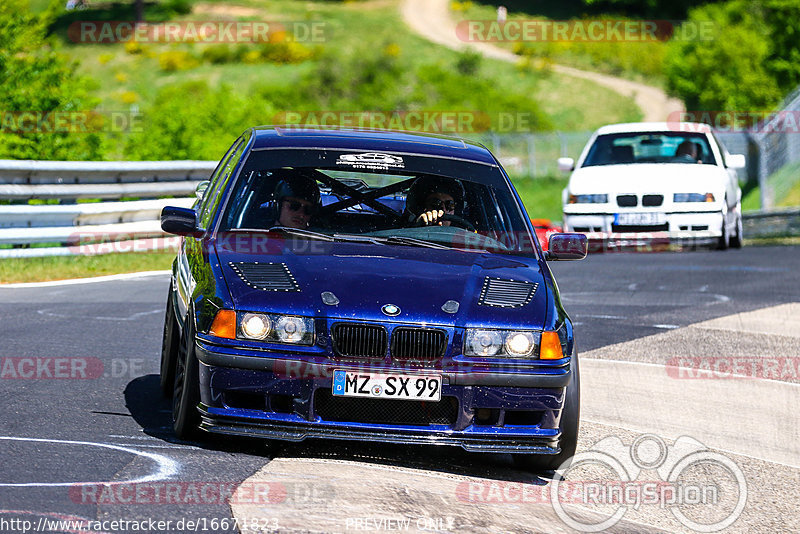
[416,210,445,226]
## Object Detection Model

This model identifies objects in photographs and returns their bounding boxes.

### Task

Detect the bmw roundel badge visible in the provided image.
[381,304,400,316]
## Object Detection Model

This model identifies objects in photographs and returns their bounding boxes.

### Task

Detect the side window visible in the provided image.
[199,138,245,228]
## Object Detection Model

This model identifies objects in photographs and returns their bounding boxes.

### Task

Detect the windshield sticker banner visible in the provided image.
[335,153,405,170]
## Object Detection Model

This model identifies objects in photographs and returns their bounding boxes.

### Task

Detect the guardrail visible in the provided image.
[0,159,797,259]
[742,208,800,238]
[0,159,215,259]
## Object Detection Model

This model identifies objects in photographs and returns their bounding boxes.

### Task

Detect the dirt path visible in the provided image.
[401,0,684,122]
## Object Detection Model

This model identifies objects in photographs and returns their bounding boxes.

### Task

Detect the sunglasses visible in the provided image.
[284,200,315,216]
[426,199,456,212]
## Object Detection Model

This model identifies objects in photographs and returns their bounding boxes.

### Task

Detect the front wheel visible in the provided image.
[515,351,580,473]
[729,211,743,249]
[717,212,730,250]
[159,287,180,397]
[172,312,201,440]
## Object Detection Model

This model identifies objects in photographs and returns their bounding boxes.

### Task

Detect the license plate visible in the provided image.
[332,370,442,401]
[615,212,666,225]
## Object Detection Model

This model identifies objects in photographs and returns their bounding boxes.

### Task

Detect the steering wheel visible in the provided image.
[441,214,476,231]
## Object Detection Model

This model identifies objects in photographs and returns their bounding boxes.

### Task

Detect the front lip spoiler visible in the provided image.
[195,343,572,388]
[198,405,561,454]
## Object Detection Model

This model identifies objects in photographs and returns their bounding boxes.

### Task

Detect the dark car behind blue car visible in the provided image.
[159,127,586,471]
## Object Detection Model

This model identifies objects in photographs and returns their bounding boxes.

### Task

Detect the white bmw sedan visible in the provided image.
[560,122,745,249]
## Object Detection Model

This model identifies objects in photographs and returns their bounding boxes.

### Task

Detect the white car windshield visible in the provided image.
[583,132,717,167]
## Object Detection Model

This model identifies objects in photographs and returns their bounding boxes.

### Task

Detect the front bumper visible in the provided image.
[563,210,722,248]
[195,341,571,454]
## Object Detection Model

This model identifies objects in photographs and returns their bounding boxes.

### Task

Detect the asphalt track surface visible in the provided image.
[0,245,798,533]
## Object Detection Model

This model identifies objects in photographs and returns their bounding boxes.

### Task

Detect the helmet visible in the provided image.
[405,176,465,217]
[272,174,321,205]
[260,173,321,224]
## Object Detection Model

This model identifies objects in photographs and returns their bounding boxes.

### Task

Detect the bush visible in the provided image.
[124,81,277,160]
[0,0,104,160]
[158,50,199,72]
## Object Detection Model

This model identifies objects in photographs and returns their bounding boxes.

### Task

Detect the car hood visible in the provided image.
[215,239,548,329]
[570,163,726,194]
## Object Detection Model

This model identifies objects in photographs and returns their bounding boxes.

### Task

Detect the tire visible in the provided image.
[172,311,201,440]
[717,212,729,250]
[515,351,580,473]
[729,211,743,249]
[159,287,180,397]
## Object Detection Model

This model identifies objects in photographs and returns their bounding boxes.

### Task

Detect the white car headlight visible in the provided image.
[568,194,608,204]
[673,193,715,203]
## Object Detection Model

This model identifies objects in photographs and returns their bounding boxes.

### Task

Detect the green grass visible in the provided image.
[511,175,567,221]
[51,0,641,145]
[0,251,175,283]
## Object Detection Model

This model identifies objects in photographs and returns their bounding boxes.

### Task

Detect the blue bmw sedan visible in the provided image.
[160,127,586,471]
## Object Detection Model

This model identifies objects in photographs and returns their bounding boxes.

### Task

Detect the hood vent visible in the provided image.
[478,277,538,308]
[229,262,300,292]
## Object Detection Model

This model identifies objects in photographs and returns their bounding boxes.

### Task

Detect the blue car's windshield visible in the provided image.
[218,148,536,255]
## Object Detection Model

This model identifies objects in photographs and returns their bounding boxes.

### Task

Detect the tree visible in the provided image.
[0,0,103,160]
[664,1,782,114]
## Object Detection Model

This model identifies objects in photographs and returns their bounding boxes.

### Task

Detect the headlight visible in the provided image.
[505,332,536,357]
[568,194,608,204]
[241,313,271,340]
[673,193,715,203]
[464,329,543,358]
[465,330,503,356]
[236,312,314,345]
[275,316,308,343]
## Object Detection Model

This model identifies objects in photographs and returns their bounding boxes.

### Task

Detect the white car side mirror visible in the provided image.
[727,154,746,170]
[557,157,575,172]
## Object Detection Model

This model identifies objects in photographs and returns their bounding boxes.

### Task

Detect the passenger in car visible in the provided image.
[404,176,465,227]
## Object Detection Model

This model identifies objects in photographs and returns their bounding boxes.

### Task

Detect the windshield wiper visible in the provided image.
[268,226,334,241]
[332,233,387,245]
[383,236,452,250]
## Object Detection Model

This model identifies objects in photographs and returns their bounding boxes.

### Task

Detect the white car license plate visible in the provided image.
[616,212,666,225]
[332,370,442,401]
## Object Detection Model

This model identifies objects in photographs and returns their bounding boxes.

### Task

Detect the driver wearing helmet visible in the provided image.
[405,176,465,227]
[270,174,321,229]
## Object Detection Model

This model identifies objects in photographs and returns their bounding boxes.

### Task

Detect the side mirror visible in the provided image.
[161,206,202,237]
[195,180,210,200]
[557,157,575,172]
[726,154,745,170]
[546,233,587,261]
